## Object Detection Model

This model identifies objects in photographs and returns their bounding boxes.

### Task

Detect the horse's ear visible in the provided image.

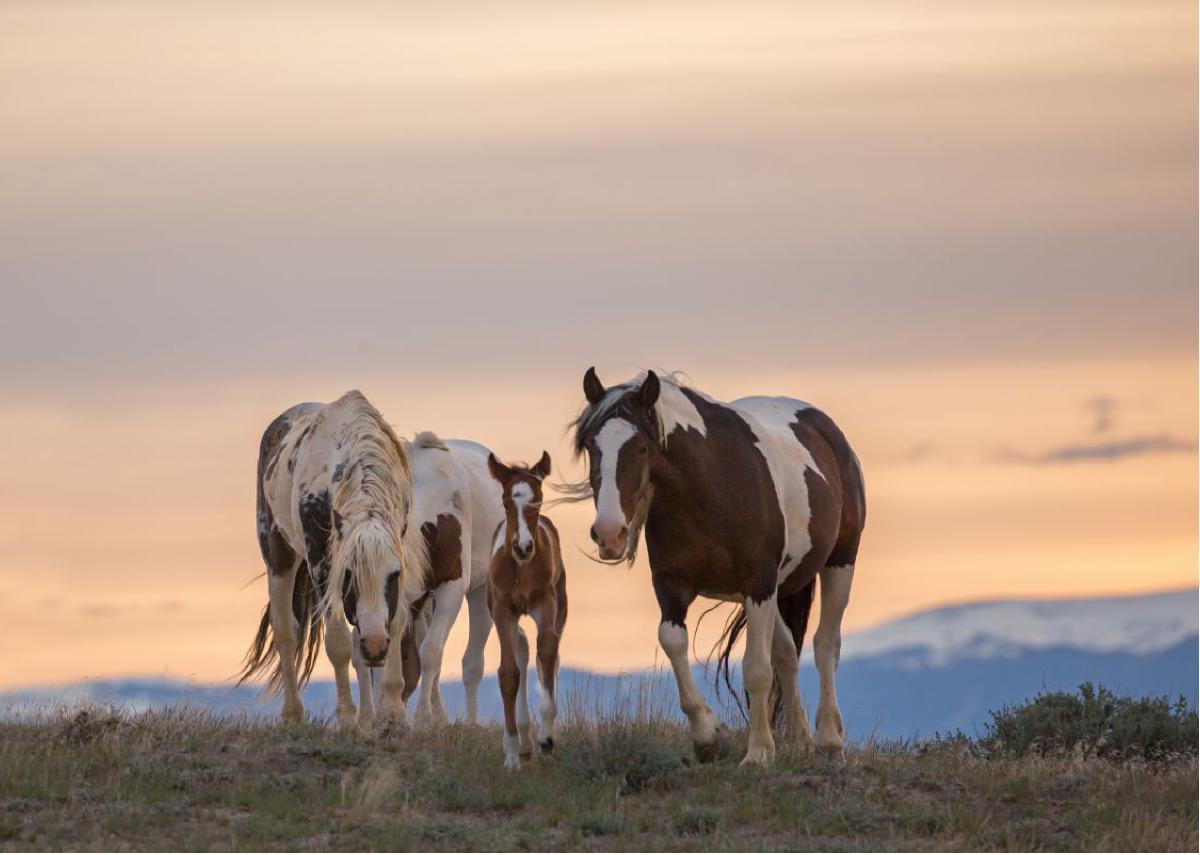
[532,451,552,480]
[583,366,606,405]
[637,371,661,409]
[487,453,510,485]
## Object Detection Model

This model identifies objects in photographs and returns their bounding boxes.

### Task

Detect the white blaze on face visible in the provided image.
[593,418,636,537]
[511,481,535,554]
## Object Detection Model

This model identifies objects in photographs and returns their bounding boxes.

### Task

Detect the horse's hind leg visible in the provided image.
[532,596,563,754]
[771,611,811,749]
[740,592,778,767]
[814,563,855,757]
[268,560,305,723]
[461,583,491,723]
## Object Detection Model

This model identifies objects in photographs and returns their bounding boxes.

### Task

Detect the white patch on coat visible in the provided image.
[732,396,824,586]
[510,481,534,552]
[654,381,709,444]
[594,418,635,529]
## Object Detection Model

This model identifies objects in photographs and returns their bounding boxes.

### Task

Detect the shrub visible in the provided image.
[672,807,719,836]
[982,683,1198,761]
[560,721,684,793]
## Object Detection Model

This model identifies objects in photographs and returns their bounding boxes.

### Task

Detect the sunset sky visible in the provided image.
[0,0,1195,689]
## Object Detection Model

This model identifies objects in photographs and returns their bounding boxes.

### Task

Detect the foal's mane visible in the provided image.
[321,391,430,614]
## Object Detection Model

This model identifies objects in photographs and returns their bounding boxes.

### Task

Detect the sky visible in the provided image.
[0,0,1195,689]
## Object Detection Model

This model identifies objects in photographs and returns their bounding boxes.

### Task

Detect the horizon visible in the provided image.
[0,0,1195,690]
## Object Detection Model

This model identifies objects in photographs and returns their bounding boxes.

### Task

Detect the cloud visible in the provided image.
[992,434,1197,465]
[1083,395,1118,434]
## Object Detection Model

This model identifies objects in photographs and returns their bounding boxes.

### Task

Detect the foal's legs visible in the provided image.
[814,563,855,757]
[414,578,467,728]
[324,605,358,730]
[531,596,563,754]
[514,626,534,758]
[741,593,778,766]
[461,584,492,724]
[494,604,528,769]
[267,562,305,723]
[654,582,726,761]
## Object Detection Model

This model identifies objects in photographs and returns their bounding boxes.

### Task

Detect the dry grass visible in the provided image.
[0,707,1195,851]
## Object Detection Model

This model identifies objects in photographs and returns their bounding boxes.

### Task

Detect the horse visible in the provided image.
[485,452,568,770]
[564,368,865,766]
[238,390,430,730]
[351,436,504,727]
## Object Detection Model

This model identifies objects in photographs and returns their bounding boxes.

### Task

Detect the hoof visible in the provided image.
[281,702,305,724]
[739,744,775,767]
[336,706,358,731]
[539,737,555,755]
[693,725,732,763]
[817,742,847,763]
[504,755,521,771]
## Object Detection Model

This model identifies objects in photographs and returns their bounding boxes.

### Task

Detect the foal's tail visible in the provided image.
[713,579,816,727]
[235,569,325,693]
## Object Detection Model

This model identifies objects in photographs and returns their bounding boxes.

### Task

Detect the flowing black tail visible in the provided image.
[713,579,817,727]
[235,568,324,693]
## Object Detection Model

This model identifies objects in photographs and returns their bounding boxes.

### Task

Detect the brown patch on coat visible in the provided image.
[421,513,464,586]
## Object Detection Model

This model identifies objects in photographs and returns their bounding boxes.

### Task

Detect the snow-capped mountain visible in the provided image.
[3,589,1195,739]
[833,588,1197,668]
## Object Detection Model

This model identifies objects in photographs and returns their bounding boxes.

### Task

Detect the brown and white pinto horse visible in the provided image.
[486,452,568,770]
[567,369,865,766]
[239,391,429,729]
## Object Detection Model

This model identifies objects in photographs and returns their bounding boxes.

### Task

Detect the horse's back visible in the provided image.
[443,439,506,587]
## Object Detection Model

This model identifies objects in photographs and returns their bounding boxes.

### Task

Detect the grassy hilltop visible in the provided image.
[0,695,1195,852]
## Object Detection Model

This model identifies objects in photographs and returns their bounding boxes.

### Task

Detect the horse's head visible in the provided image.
[575,367,660,561]
[488,452,551,564]
[334,516,405,667]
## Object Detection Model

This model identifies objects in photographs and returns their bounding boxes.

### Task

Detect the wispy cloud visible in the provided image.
[992,434,1197,465]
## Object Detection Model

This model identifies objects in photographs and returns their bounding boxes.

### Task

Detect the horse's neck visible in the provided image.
[647,438,715,517]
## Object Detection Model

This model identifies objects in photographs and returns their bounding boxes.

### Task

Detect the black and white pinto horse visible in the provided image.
[568,369,865,766]
[240,390,505,731]
[239,390,431,729]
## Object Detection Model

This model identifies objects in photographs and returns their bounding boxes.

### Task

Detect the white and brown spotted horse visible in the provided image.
[240,392,503,731]
[238,390,430,729]
[565,369,865,766]
[355,436,504,728]
[486,452,567,770]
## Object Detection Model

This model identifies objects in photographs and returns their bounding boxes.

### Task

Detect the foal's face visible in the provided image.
[581,370,660,561]
[488,452,552,565]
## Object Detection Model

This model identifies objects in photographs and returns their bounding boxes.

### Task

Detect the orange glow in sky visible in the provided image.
[0,0,1194,688]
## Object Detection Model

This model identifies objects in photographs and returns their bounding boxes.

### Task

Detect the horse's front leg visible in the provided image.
[350,628,376,733]
[414,578,466,728]
[323,605,358,731]
[493,604,525,770]
[376,610,410,732]
[654,580,728,762]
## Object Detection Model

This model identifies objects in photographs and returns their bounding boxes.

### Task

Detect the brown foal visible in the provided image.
[486,451,568,770]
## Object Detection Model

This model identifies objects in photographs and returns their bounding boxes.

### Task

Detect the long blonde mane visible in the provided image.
[322,391,430,617]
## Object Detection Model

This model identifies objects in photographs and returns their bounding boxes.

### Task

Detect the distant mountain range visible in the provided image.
[4,589,1194,740]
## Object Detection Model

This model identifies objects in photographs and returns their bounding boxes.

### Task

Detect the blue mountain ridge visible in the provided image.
[5,638,1194,740]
